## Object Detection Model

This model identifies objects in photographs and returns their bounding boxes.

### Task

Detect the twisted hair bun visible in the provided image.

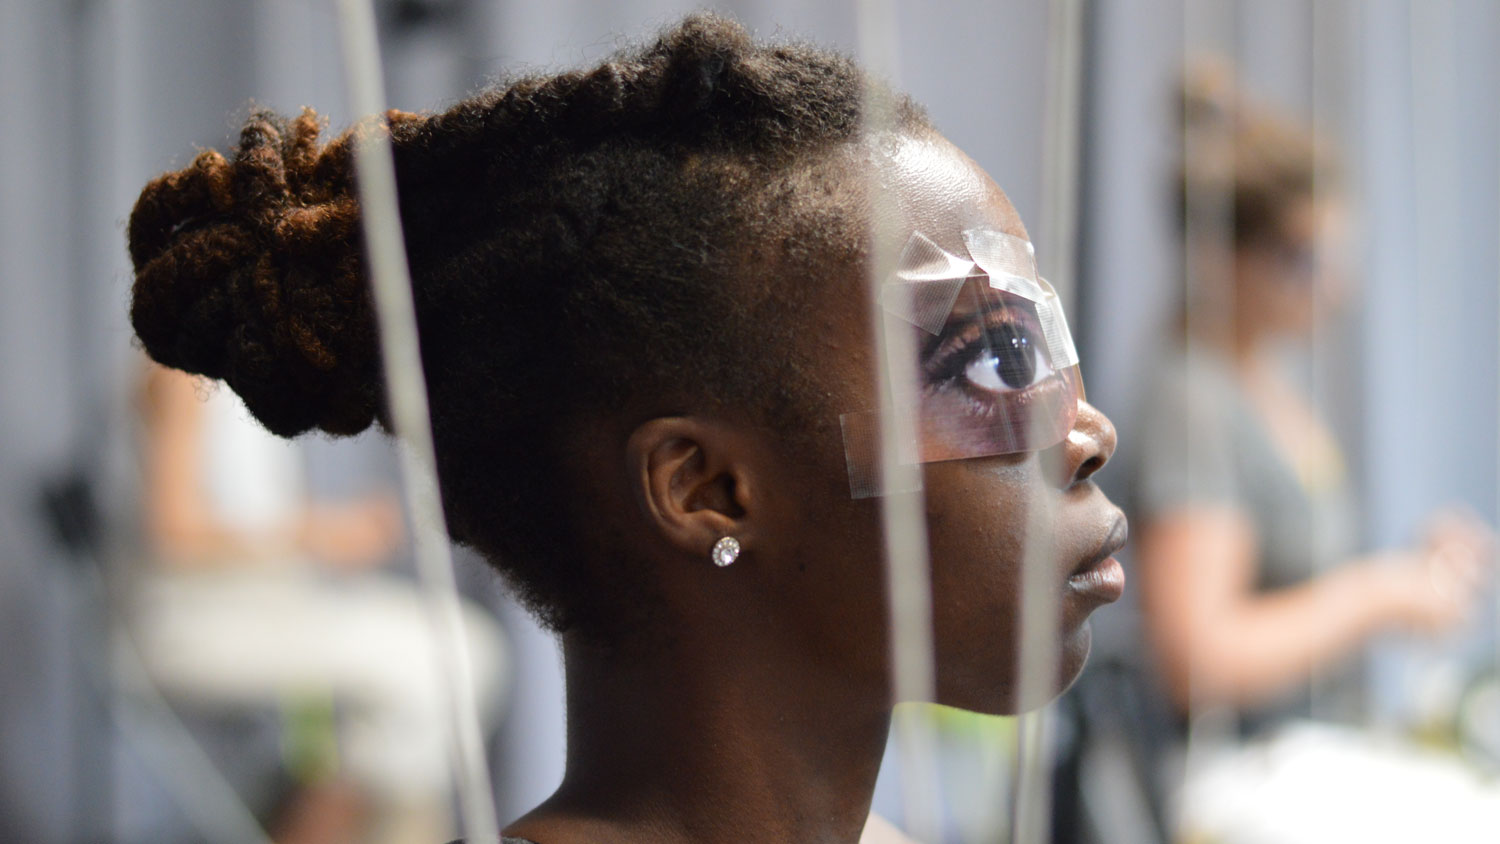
[1176,57,1334,247]
[126,14,927,634]
[1179,57,1240,138]
[129,108,385,437]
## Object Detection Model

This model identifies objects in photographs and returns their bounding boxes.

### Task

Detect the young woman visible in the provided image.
[1134,68,1490,730]
[127,15,1124,843]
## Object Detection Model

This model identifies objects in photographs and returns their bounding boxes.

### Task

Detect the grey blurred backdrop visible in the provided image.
[1,1,1496,841]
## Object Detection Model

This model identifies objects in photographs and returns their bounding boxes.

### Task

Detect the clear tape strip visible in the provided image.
[1036,279,1081,369]
[880,276,970,336]
[899,230,981,280]
[880,231,978,334]
[965,227,1042,297]
[333,2,500,842]
[840,369,1079,487]
[839,410,922,499]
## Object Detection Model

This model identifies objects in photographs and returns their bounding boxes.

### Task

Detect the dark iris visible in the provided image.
[988,324,1036,388]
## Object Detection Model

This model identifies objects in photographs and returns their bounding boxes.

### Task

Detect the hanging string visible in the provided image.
[853,0,943,840]
[1494,13,1500,697]
[331,2,499,842]
[1308,0,1364,730]
[1177,1,1239,829]
[1011,1,1088,841]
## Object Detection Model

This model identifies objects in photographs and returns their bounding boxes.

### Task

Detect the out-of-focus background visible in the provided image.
[1,1,1496,842]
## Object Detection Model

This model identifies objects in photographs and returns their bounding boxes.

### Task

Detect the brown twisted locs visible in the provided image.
[126,13,928,638]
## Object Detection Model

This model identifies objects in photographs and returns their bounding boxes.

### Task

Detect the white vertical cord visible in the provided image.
[1178,1,1237,834]
[1308,0,1330,726]
[1409,0,1464,731]
[1011,1,1087,842]
[331,2,499,842]
[854,1,942,841]
[1039,0,1086,317]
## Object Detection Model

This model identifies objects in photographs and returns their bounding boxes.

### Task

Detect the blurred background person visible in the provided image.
[1134,62,1493,733]
[129,363,508,843]
[1112,60,1499,844]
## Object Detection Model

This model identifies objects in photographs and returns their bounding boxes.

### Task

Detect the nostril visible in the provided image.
[1075,454,1105,483]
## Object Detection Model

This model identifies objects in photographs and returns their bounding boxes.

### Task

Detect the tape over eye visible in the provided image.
[845,228,1084,498]
[878,229,1079,368]
[963,228,1079,369]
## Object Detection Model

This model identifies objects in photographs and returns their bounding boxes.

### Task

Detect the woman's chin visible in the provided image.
[933,620,1094,715]
[1053,620,1094,695]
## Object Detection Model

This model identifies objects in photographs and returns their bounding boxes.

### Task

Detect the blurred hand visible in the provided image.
[297,493,405,570]
[1374,509,1494,634]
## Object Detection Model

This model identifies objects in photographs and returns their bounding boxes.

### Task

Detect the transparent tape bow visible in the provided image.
[841,228,1083,498]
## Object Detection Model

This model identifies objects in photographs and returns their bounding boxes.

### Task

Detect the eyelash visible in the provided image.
[923,310,1050,402]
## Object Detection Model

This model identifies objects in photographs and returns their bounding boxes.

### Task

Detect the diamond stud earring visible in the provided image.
[711,536,741,567]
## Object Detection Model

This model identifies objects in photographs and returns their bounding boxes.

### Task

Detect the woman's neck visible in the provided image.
[1183,309,1274,368]
[507,630,893,844]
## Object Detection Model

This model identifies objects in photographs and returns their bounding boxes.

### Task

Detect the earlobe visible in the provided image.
[626,417,754,562]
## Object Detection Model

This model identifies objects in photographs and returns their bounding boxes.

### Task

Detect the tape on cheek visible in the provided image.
[839,362,1082,497]
[840,410,924,500]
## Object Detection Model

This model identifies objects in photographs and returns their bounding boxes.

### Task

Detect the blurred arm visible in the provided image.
[140,366,401,568]
[1138,505,1450,710]
[140,366,298,564]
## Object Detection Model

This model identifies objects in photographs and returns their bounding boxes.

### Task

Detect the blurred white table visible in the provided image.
[1177,721,1500,844]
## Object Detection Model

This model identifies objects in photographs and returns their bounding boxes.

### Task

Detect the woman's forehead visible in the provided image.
[866,131,1029,256]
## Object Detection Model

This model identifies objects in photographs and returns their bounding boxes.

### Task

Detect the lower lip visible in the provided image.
[1067,557,1125,604]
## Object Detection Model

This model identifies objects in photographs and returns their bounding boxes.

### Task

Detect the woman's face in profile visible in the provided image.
[787,132,1125,715]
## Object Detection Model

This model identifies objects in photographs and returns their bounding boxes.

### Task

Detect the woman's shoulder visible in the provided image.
[861,813,924,843]
[466,814,917,844]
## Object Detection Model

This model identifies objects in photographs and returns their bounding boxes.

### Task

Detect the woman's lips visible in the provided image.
[1066,514,1128,605]
[1067,556,1125,603]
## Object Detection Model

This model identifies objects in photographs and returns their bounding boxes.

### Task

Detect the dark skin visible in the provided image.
[507,131,1123,844]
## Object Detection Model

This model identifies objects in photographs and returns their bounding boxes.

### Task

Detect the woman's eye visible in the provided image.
[961,325,1053,392]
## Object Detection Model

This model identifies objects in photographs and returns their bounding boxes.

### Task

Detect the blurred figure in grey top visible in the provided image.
[1132,62,1492,733]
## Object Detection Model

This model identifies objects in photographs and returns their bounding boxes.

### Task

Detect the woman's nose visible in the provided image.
[1049,400,1116,488]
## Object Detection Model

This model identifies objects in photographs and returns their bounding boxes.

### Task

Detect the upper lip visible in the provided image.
[1070,513,1128,579]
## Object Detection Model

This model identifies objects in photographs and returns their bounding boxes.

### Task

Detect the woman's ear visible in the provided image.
[625,417,758,563]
